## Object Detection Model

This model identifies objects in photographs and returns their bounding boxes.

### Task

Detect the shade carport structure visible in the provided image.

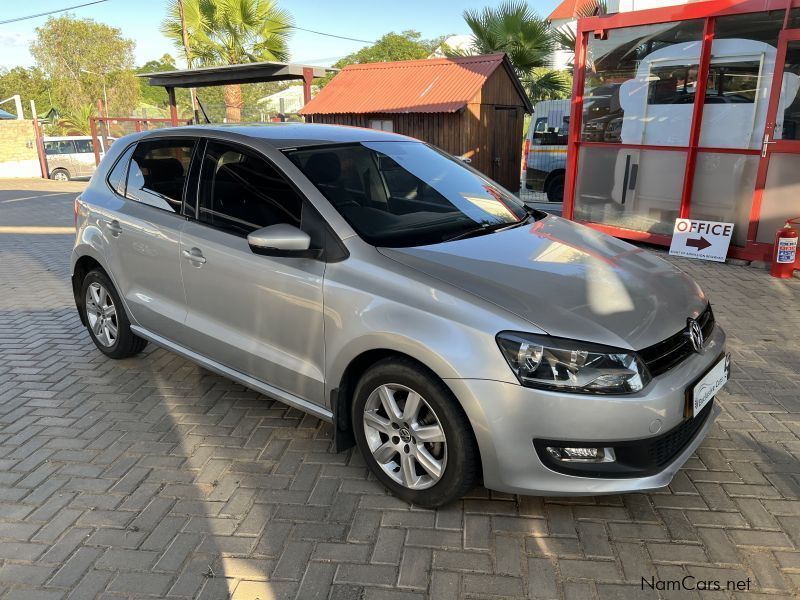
[138,61,337,125]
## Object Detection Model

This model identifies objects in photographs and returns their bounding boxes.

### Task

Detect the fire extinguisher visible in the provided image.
[770,217,800,278]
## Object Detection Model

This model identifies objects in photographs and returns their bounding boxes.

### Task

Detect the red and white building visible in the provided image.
[550,0,800,263]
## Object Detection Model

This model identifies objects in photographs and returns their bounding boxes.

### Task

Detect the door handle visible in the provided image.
[762,133,777,157]
[182,248,207,265]
[103,219,122,237]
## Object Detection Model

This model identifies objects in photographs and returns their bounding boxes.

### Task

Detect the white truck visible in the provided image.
[523,99,570,201]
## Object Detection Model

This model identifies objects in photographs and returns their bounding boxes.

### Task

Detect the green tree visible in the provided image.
[30,15,139,115]
[319,30,446,88]
[0,67,52,118]
[458,1,570,101]
[161,0,293,122]
[136,54,188,110]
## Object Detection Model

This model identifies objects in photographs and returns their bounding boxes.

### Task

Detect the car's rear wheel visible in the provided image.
[352,358,479,507]
[51,168,70,182]
[81,270,147,359]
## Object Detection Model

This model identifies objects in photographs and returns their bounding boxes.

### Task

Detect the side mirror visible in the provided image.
[247,224,320,258]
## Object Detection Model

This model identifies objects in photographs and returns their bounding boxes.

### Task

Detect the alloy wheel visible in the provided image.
[85,282,118,347]
[362,383,447,490]
[53,171,68,181]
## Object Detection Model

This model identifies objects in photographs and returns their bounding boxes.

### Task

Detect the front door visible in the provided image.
[750,29,800,258]
[492,106,520,191]
[179,140,326,406]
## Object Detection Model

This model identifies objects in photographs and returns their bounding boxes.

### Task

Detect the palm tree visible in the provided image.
[459,1,569,101]
[51,104,94,136]
[551,0,607,64]
[162,0,293,122]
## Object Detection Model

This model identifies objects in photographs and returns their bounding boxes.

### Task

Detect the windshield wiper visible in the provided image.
[442,219,522,243]
[442,207,539,243]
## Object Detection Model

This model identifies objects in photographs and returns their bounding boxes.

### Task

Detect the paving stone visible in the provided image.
[1,187,799,599]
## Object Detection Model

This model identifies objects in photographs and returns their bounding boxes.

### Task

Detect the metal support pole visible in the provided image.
[89,118,102,166]
[168,87,179,126]
[31,107,48,179]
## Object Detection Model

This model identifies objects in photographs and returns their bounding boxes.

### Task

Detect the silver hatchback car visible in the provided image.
[71,124,728,507]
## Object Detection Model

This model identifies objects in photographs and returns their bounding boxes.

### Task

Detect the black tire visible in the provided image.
[546,173,565,202]
[81,269,147,359]
[51,168,71,182]
[352,357,479,507]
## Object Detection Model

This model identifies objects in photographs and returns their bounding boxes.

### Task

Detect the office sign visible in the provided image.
[669,219,734,263]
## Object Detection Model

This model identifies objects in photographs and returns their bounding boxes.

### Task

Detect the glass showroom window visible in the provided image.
[580,20,704,147]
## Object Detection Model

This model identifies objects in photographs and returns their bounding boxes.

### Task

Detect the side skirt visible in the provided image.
[130,325,334,423]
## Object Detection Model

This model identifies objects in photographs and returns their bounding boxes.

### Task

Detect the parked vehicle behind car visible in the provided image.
[523,99,569,202]
[43,136,112,181]
[71,123,728,507]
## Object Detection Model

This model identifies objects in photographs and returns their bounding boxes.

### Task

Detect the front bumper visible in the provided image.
[446,325,725,495]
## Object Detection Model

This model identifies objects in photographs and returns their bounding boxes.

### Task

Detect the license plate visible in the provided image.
[690,354,730,417]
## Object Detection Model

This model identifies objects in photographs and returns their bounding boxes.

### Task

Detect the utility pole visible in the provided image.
[177,0,200,124]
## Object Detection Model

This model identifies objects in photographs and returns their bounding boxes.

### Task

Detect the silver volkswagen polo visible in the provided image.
[71,124,727,507]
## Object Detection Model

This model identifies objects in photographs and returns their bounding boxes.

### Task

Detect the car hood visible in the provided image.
[378,216,707,350]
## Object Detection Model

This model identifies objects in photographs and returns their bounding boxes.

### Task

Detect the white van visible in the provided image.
[43,136,111,181]
[523,99,570,201]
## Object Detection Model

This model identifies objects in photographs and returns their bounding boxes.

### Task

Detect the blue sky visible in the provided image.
[1,0,562,69]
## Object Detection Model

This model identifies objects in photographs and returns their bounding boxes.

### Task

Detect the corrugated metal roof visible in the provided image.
[548,0,582,21]
[300,54,515,115]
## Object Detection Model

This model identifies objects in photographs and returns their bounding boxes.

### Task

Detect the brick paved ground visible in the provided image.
[0,180,799,599]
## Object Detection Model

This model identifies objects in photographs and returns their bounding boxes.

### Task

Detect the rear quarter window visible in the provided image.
[106,144,137,197]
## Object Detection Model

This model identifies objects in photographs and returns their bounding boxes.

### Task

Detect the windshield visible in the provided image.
[285,141,529,247]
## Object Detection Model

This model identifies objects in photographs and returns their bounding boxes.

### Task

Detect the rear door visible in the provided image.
[179,140,326,405]
[106,138,197,341]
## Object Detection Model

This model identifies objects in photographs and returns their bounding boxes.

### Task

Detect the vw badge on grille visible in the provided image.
[687,318,704,352]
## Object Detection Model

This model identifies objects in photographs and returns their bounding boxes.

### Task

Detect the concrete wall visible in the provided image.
[0,120,42,178]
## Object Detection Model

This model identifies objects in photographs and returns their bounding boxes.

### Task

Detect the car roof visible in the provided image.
[136,122,417,149]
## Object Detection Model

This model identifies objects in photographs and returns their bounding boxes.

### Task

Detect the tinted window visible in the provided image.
[287,141,529,247]
[197,142,302,236]
[43,140,76,155]
[127,139,195,213]
[74,139,94,153]
[106,144,136,196]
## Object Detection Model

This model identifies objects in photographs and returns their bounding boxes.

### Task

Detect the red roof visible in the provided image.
[300,53,529,115]
[548,0,583,21]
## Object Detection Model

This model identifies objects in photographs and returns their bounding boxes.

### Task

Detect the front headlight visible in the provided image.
[496,332,651,394]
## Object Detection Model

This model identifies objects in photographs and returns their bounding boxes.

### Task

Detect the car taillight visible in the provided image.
[74,197,80,229]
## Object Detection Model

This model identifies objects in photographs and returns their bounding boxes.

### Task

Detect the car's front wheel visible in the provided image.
[81,269,147,359]
[352,358,479,507]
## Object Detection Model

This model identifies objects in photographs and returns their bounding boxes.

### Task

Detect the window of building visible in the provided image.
[197,141,302,237]
[581,20,705,145]
[369,119,393,132]
[126,139,195,213]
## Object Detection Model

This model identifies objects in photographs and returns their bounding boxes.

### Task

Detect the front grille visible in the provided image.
[638,304,715,377]
[533,400,715,478]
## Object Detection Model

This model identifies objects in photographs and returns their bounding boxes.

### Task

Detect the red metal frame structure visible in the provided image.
[563,0,800,262]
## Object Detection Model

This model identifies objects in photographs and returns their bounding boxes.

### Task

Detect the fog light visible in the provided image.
[545,446,616,463]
